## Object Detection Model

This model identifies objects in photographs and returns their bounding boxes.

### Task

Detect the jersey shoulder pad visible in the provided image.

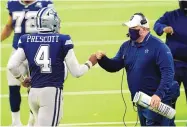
[21,34,30,40]
[59,34,72,44]
[60,34,74,50]
[6,0,14,11]
[7,0,19,8]
[18,34,27,48]
[18,34,30,46]
[59,34,74,53]
[7,0,21,15]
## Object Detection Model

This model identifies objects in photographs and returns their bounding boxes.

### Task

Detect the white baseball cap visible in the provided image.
[123,14,150,28]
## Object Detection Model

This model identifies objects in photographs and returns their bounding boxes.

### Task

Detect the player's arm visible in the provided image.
[1,15,13,42]
[7,48,27,82]
[65,49,97,78]
[154,12,171,36]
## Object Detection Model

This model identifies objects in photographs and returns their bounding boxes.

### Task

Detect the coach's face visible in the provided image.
[128,26,146,41]
[133,26,146,36]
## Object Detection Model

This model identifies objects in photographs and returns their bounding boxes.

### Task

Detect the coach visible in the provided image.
[96,13,179,126]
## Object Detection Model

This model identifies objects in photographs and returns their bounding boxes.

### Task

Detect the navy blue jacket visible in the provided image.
[154,9,187,67]
[98,33,176,100]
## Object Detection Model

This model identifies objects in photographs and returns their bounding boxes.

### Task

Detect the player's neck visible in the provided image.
[21,0,36,5]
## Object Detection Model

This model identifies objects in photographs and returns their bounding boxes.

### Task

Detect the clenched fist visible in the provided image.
[22,77,31,88]
[89,54,98,66]
[96,51,106,60]
[163,26,174,35]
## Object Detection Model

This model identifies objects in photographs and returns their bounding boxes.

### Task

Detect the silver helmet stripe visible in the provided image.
[39,7,49,28]
[36,7,46,28]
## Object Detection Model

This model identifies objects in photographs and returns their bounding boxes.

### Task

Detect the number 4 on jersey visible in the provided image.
[34,44,52,73]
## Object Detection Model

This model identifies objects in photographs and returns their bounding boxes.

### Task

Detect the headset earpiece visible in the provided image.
[134,13,147,25]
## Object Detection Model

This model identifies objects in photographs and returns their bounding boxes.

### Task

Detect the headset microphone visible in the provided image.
[126,33,130,37]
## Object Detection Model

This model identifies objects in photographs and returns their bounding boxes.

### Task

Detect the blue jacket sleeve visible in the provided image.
[98,56,124,72]
[98,44,125,72]
[154,12,169,36]
[155,44,174,99]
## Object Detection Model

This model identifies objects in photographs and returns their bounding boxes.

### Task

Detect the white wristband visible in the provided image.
[15,74,25,82]
[85,61,93,69]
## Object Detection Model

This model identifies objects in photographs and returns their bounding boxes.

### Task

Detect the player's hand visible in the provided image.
[163,26,174,35]
[150,95,161,109]
[89,54,98,66]
[22,77,31,88]
[96,51,106,60]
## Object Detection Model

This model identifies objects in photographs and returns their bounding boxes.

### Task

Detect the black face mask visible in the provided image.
[128,29,140,41]
[179,1,187,15]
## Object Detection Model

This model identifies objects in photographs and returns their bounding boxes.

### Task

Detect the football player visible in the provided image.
[1,0,53,126]
[8,7,97,126]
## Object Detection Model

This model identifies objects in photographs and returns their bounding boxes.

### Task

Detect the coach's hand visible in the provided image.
[22,77,31,88]
[89,54,98,66]
[150,95,161,109]
[96,51,106,60]
[163,26,174,35]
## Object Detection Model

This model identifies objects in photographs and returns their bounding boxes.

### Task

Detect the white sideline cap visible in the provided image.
[123,14,150,28]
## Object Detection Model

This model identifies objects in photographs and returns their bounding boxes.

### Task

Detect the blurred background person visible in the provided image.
[154,1,187,125]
